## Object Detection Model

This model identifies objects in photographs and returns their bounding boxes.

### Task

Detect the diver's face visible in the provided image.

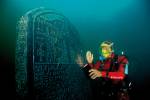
[101,46,112,58]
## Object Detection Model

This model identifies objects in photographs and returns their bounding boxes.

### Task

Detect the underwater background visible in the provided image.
[0,0,150,99]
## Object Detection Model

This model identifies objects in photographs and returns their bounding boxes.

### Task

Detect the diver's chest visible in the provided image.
[101,60,117,71]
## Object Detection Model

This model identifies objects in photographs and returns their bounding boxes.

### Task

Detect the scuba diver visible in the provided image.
[81,41,131,100]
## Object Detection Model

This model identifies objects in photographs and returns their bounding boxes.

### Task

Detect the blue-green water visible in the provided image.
[1,0,150,99]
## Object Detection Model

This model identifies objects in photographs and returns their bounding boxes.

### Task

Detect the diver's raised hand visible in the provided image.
[86,51,93,64]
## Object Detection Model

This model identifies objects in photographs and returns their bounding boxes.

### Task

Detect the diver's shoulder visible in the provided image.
[117,54,128,63]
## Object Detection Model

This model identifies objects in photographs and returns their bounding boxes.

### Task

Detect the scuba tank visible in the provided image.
[121,51,129,75]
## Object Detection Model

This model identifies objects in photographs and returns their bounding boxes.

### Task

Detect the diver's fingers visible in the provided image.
[89,52,92,58]
[89,71,95,76]
[86,51,91,56]
[89,52,92,57]
[91,74,97,79]
[86,51,91,60]
[89,69,95,73]
[87,51,93,58]
[91,54,93,60]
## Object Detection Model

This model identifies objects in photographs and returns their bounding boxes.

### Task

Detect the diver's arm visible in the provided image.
[101,63,125,80]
